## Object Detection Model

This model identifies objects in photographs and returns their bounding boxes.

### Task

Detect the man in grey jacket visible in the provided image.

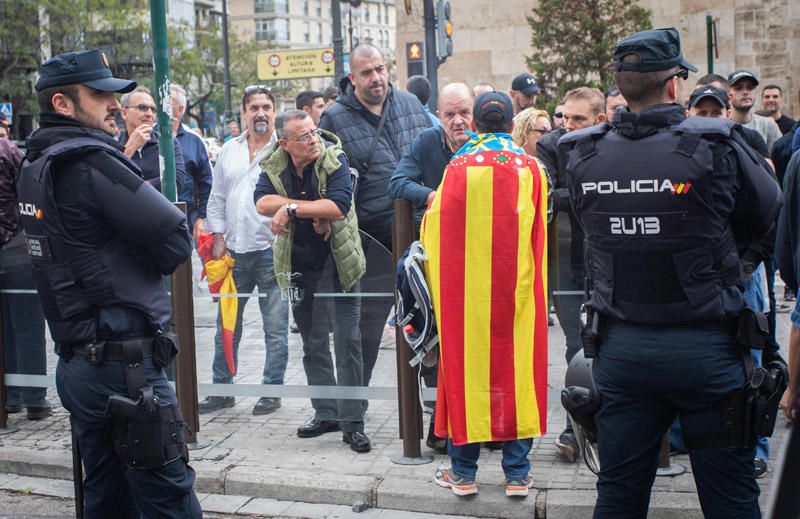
[319,43,430,387]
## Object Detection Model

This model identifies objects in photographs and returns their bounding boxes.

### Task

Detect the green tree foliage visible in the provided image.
[526,0,652,112]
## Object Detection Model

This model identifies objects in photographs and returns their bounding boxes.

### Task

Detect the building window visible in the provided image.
[255,0,288,14]
[316,0,321,17]
[304,22,310,43]
[384,5,389,24]
[364,5,370,23]
[255,18,290,41]
[318,23,323,43]
[364,28,371,43]
[303,0,309,15]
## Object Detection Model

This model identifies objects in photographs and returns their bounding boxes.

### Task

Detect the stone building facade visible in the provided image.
[395,0,799,117]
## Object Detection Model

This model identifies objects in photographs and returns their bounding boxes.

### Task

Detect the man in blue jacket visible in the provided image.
[388,82,473,222]
[171,85,212,238]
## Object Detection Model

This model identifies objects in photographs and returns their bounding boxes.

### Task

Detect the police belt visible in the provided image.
[605,317,738,333]
[58,338,156,364]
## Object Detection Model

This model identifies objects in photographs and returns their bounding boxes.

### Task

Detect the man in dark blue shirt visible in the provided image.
[118,86,186,197]
[389,82,474,222]
[171,85,213,237]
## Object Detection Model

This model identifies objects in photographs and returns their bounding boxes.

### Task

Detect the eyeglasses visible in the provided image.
[244,85,271,93]
[286,128,321,143]
[553,111,563,119]
[664,68,689,85]
[127,104,157,113]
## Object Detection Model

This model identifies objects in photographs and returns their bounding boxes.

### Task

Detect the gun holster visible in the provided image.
[153,331,180,369]
[107,387,188,470]
[736,308,768,350]
[580,305,602,359]
[106,337,188,469]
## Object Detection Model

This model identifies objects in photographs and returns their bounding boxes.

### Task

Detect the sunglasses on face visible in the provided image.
[127,104,157,113]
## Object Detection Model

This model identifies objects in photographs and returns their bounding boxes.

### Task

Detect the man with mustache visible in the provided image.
[200,86,289,416]
[255,110,370,452]
[15,49,200,517]
[318,44,430,401]
[118,86,186,196]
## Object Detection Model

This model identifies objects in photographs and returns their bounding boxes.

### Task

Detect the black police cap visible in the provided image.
[612,28,698,74]
[35,50,136,93]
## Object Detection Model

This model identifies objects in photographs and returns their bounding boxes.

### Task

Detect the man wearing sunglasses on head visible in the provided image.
[201,85,289,416]
[118,86,185,196]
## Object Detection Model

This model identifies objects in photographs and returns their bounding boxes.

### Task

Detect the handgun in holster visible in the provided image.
[580,304,602,359]
[106,386,188,469]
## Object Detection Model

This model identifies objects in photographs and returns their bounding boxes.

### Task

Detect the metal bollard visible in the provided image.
[390,199,433,465]
[171,202,208,450]
[656,431,685,477]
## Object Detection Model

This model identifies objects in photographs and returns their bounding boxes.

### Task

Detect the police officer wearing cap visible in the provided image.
[15,50,201,517]
[558,29,782,517]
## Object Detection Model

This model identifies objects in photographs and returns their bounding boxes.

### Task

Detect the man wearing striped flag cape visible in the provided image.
[422,92,549,497]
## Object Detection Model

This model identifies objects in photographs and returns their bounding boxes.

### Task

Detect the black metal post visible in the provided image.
[331,0,345,83]
[390,200,433,465]
[221,0,233,127]
[423,0,439,112]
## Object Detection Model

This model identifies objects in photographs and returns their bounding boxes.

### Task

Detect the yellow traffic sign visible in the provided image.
[257,48,336,80]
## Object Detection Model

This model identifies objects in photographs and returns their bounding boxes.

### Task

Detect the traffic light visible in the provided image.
[436,1,453,61]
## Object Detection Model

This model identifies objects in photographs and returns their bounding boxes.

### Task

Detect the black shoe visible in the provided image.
[343,431,372,453]
[484,441,504,450]
[297,418,340,438]
[5,405,22,414]
[555,429,580,462]
[252,397,281,416]
[426,435,448,454]
[198,396,235,414]
[27,405,52,420]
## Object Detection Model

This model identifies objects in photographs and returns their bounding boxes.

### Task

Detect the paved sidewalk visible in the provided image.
[0,256,791,518]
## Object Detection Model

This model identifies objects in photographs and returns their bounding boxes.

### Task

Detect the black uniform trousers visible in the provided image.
[593,322,760,519]
[56,351,201,518]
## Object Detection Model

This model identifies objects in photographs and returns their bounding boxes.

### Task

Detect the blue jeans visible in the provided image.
[56,353,201,517]
[211,248,288,385]
[448,439,533,481]
[595,322,759,519]
[1,245,47,408]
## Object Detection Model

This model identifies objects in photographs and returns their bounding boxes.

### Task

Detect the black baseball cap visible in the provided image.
[612,28,697,73]
[511,73,541,96]
[688,85,730,110]
[473,92,514,129]
[727,70,759,87]
[35,50,136,93]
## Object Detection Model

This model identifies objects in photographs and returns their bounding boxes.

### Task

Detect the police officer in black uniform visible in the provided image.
[15,50,201,517]
[559,29,782,518]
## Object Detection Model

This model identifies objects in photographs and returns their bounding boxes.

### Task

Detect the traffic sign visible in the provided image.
[0,103,12,119]
[257,48,336,80]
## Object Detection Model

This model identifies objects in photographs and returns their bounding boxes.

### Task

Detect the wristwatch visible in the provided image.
[287,203,298,219]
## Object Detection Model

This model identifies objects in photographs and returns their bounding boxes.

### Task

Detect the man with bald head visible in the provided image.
[319,44,431,389]
[389,82,473,213]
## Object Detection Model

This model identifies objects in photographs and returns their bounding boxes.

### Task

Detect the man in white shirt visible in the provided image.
[200,86,289,415]
[728,70,782,153]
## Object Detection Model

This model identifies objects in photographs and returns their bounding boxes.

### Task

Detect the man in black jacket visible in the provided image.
[15,50,200,517]
[319,44,430,388]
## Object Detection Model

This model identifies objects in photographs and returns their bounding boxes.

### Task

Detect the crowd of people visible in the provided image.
[1,28,799,517]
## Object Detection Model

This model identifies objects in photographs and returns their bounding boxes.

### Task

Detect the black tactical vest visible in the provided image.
[562,117,747,325]
[15,137,173,343]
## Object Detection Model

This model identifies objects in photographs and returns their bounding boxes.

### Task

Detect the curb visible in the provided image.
[0,446,713,518]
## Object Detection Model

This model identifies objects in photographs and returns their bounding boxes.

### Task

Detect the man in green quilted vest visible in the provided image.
[254,109,370,453]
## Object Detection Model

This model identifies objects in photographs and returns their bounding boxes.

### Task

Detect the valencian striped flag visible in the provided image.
[421,132,548,446]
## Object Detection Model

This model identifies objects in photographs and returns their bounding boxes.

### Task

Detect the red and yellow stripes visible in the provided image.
[422,151,548,446]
